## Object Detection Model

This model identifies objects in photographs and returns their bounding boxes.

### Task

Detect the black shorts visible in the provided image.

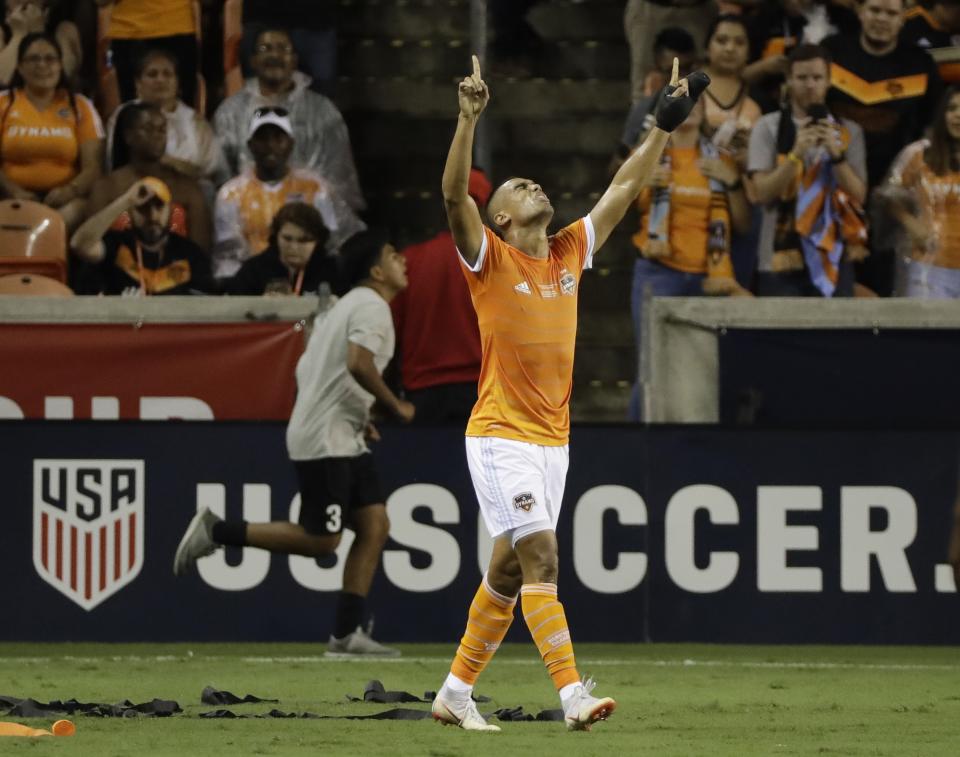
[293,454,383,536]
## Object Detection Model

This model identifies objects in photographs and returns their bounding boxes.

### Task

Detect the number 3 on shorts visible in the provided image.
[325,503,342,532]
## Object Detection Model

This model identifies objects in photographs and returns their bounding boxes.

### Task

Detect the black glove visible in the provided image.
[653,71,711,133]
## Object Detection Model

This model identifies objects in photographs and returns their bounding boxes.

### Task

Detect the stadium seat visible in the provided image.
[223,0,244,98]
[0,273,74,296]
[0,200,68,283]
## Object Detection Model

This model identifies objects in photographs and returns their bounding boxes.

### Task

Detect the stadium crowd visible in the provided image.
[0,1,958,387]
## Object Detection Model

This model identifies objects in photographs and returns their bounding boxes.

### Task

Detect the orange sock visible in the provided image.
[521,583,580,690]
[449,575,517,686]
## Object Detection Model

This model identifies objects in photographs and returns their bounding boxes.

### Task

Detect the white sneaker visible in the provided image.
[432,689,501,732]
[324,621,401,658]
[563,676,616,731]
[173,507,221,576]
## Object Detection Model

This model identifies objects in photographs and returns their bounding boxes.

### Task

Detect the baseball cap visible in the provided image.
[248,106,294,140]
[135,176,171,207]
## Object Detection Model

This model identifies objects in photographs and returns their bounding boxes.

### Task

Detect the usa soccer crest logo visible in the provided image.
[33,460,145,611]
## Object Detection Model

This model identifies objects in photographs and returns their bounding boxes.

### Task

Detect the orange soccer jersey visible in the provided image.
[0,90,103,193]
[460,218,595,446]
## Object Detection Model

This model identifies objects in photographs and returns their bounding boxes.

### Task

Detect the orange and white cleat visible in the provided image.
[563,676,617,731]
[431,690,501,732]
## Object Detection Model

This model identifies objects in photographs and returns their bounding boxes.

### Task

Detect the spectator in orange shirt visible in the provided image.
[96,0,198,107]
[0,0,82,86]
[0,31,103,231]
[881,86,960,298]
[87,101,211,251]
[629,95,750,419]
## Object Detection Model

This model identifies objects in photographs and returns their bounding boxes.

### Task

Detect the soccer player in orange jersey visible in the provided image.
[430,56,709,732]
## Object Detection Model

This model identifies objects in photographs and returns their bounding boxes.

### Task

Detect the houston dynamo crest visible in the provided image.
[33,460,145,611]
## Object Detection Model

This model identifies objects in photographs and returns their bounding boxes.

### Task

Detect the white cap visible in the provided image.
[247,108,294,140]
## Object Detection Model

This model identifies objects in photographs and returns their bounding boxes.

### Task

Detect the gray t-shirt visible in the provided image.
[286,287,395,460]
[747,110,867,272]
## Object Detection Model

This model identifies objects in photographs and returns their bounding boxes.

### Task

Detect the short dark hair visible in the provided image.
[787,43,832,72]
[653,27,696,57]
[253,27,294,50]
[340,228,391,289]
[704,14,749,50]
[113,101,164,169]
[268,202,329,252]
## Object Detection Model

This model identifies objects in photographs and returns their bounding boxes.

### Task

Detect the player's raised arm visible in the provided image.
[442,55,489,266]
[589,60,711,253]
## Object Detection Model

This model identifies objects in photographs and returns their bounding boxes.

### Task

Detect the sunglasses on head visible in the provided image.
[254,106,289,119]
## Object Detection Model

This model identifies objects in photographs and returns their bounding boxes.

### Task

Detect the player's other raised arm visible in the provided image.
[442,55,489,266]
[589,60,711,253]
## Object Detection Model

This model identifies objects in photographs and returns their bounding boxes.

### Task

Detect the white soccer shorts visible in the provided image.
[465,435,569,546]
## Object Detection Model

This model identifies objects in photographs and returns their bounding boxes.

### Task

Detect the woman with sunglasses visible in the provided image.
[0,31,102,230]
[105,48,227,186]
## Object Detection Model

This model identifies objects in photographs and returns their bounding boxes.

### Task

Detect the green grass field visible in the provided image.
[2,642,959,756]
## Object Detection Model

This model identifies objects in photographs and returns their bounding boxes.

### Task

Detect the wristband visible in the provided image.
[830,153,846,165]
[725,178,743,191]
[786,152,803,169]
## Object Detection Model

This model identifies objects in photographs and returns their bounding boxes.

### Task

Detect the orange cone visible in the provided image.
[0,719,76,737]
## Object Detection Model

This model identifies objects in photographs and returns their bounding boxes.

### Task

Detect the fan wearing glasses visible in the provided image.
[213,28,364,214]
[212,106,364,280]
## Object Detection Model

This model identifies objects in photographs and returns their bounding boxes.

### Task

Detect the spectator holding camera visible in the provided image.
[880,87,960,298]
[748,43,867,296]
[0,31,102,231]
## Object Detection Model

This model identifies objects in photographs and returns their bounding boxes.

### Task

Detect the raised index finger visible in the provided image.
[472,55,481,80]
[670,57,679,87]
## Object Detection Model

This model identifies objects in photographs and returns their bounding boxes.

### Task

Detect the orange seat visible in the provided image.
[0,200,68,282]
[223,0,244,98]
[0,273,74,296]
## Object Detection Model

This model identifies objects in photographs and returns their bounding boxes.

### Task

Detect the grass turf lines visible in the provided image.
[2,642,959,756]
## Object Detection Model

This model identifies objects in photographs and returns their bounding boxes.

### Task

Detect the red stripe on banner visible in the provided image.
[55,518,63,580]
[70,527,77,591]
[85,532,92,600]
[41,513,48,570]
[114,520,121,580]
[0,322,302,420]
[100,526,107,591]
[129,513,136,569]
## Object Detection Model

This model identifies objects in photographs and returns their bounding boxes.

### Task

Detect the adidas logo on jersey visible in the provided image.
[514,281,532,295]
